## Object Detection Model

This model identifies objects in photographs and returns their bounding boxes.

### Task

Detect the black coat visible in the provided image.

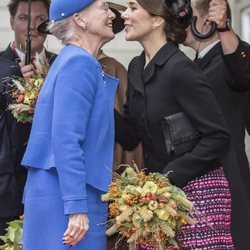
[0,56,24,217]
[0,45,56,217]
[116,42,230,188]
[195,41,250,250]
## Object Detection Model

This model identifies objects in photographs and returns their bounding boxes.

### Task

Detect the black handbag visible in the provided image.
[162,112,201,156]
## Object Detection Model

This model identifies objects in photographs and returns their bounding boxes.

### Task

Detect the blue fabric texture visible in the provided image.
[22,44,118,215]
[49,0,94,21]
[23,168,107,250]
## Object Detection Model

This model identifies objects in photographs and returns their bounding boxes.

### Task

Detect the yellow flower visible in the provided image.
[142,181,158,194]
[155,209,170,221]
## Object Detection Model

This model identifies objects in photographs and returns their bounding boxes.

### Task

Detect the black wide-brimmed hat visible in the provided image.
[37,1,126,35]
[108,2,126,34]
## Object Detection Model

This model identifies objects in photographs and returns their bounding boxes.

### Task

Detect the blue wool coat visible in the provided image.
[22,44,118,215]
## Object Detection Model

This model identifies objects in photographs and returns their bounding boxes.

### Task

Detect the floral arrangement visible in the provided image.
[102,164,196,250]
[5,55,50,123]
[0,218,23,250]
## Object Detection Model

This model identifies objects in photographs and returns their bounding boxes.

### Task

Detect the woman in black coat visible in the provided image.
[116,0,234,249]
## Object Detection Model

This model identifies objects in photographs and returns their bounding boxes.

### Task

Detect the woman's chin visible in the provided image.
[125,35,135,41]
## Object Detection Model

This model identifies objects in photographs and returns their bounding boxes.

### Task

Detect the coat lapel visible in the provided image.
[128,51,145,95]
[128,42,179,94]
[1,44,20,63]
[143,41,179,84]
[1,44,56,65]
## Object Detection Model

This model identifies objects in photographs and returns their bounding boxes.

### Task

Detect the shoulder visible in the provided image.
[0,56,21,79]
[163,51,211,94]
[100,56,126,71]
[0,56,14,65]
[62,45,98,65]
[99,56,127,78]
[52,46,102,93]
[129,53,143,67]
[53,45,100,75]
[169,51,202,78]
[0,45,18,62]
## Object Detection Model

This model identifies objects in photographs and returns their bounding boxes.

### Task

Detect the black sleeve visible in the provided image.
[114,109,139,150]
[223,39,250,90]
[114,73,141,151]
[163,59,230,188]
[0,58,22,110]
[245,92,250,136]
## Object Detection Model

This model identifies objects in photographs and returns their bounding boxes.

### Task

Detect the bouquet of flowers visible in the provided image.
[0,218,23,250]
[5,55,50,123]
[102,164,196,250]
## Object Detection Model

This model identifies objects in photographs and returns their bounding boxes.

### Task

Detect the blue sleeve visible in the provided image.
[51,54,98,215]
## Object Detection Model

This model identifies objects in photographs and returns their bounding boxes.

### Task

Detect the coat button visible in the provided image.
[241,51,247,58]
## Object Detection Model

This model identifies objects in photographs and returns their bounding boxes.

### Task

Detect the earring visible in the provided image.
[152,25,156,30]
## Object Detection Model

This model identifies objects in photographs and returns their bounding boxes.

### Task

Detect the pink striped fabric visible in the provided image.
[140,167,234,250]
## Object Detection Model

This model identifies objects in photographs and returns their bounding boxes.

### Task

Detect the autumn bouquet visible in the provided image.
[5,55,50,123]
[102,164,196,250]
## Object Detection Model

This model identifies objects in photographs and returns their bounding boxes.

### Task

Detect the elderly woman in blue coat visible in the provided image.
[21,0,118,249]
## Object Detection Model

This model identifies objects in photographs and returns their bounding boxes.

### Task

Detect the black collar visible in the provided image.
[128,41,179,94]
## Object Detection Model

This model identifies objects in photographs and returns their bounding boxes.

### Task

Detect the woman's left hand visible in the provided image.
[62,213,89,247]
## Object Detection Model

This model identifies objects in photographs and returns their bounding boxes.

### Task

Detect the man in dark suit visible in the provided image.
[0,0,55,241]
[183,0,250,248]
[0,56,23,241]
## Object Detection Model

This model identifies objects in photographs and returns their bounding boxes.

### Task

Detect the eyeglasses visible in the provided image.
[99,2,110,12]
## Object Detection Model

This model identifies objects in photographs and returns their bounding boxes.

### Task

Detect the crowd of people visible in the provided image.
[0,0,250,249]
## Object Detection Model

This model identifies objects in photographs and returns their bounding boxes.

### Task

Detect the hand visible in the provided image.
[208,0,228,28]
[19,61,35,79]
[62,213,89,247]
[209,0,238,54]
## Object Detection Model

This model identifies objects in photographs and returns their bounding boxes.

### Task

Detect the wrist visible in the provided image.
[217,19,231,32]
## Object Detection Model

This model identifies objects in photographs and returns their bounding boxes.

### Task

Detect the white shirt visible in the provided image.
[11,41,46,62]
[198,40,220,59]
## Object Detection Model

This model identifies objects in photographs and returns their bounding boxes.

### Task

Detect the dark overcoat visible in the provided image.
[0,45,56,219]
[0,56,23,218]
[116,42,230,188]
[194,41,250,250]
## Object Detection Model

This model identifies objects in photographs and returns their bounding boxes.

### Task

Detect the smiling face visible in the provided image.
[121,0,155,42]
[10,1,48,55]
[82,0,116,44]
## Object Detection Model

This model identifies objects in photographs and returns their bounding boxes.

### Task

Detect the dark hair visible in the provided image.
[193,0,231,20]
[136,0,187,43]
[7,0,50,16]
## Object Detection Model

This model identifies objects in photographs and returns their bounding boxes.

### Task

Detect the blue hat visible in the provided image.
[50,0,95,21]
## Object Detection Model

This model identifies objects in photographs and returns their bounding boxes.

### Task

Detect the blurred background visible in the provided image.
[1,0,250,156]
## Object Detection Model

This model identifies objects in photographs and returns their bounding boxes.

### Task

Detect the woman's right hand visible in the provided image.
[62,213,89,247]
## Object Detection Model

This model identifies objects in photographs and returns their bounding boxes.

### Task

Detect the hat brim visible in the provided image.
[37,19,51,34]
[108,2,126,34]
[37,2,126,35]
[108,2,126,12]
